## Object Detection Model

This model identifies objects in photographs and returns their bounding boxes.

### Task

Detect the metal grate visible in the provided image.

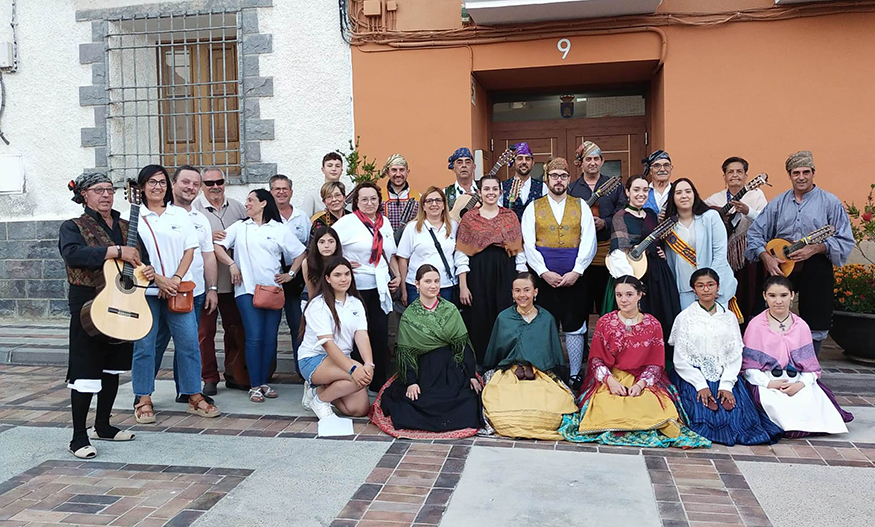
[104,12,244,182]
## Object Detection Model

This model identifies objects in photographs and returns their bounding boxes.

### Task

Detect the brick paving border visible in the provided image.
[0,460,252,526]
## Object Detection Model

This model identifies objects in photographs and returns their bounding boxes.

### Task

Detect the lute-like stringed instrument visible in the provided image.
[604,215,678,279]
[449,146,518,223]
[765,225,836,277]
[719,173,771,219]
[585,175,622,218]
[80,181,153,341]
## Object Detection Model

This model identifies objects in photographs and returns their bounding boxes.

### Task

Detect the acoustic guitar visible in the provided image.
[449,146,518,223]
[585,175,622,218]
[765,225,836,277]
[80,181,153,341]
[718,173,770,220]
[604,215,678,279]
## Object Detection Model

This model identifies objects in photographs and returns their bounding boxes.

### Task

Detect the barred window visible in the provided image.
[105,12,243,182]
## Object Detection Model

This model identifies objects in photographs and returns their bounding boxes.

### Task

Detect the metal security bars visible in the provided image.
[104,12,244,182]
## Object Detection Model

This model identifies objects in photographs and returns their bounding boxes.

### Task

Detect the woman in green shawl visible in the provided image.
[373,264,483,434]
[480,273,578,440]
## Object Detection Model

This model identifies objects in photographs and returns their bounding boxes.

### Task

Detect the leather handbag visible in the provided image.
[253,284,285,310]
[142,216,195,313]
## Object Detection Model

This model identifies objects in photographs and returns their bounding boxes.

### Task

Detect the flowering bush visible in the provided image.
[834,264,875,314]
[845,183,875,265]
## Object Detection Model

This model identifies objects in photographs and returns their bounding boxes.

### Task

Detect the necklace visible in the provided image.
[517,305,535,321]
[625,205,644,213]
[769,311,791,332]
[619,312,640,331]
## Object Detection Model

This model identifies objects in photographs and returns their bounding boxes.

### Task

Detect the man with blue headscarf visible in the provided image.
[500,142,545,220]
[642,149,674,214]
[444,147,477,210]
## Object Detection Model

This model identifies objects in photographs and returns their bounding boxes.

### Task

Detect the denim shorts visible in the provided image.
[298,354,327,385]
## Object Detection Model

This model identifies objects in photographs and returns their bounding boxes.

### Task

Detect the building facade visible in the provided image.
[0,0,353,317]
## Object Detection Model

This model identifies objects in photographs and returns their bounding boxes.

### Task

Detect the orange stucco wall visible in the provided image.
[351,7,875,206]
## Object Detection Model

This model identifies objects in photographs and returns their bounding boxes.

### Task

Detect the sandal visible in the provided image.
[90,428,135,441]
[249,387,265,403]
[188,394,222,417]
[70,444,97,459]
[260,385,278,399]
[134,396,156,424]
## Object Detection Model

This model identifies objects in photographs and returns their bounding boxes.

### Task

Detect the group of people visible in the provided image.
[59,142,855,458]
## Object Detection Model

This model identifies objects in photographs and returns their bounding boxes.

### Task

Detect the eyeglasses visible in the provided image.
[358,197,379,204]
[651,162,672,170]
[424,198,444,205]
[88,187,114,195]
[203,179,225,187]
[146,179,168,188]
[694,282,718,290]
[272,187,291,193]
[548,173,570,181]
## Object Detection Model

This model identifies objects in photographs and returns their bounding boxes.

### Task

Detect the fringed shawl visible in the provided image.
[456,207,523,257]
[742,311,822,378]
[396,298,471,383]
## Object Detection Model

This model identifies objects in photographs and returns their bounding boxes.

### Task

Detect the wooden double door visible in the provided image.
[490,116,647,184]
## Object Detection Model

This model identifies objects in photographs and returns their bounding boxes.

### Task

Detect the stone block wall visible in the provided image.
[0,220,70,319]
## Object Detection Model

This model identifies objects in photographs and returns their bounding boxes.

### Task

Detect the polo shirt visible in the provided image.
[139,204,199,297]
[176,205,214,296]
[217,218,306,297]
[298,294,368,360]
[396,220,458,285]
[280,206,311,247]
[193,194,247,294]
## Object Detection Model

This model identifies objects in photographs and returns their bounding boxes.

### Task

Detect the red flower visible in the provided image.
[863,212,873,222]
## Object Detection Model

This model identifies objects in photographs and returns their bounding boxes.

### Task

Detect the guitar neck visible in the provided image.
[720,188,748,215]
[121,203,140,276]
[630,219,676,258]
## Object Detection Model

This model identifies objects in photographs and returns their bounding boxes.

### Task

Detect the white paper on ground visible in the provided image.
[317,414,355,437]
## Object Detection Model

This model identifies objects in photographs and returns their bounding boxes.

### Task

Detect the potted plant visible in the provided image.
[833,185,875,363]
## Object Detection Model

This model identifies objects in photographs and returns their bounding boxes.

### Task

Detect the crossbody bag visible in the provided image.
[141,215,196,313]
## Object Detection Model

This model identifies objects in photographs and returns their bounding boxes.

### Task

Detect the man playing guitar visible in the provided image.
[500,142,545,219]
[444,147,478,210]
[59,172,155,458]
[746,150,854,354]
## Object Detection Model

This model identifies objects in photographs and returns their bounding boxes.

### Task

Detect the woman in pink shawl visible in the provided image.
[742,276,852,437]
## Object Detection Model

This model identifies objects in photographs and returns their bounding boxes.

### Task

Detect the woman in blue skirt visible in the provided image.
[668,268,782,445]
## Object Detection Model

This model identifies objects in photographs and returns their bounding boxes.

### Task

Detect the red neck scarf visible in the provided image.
[354,209,384,265]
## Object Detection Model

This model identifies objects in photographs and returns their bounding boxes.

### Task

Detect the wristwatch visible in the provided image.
[288,270,296,279]
[208,286,218,291]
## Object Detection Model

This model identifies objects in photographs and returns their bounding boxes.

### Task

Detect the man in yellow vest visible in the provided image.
[521,158,597,390]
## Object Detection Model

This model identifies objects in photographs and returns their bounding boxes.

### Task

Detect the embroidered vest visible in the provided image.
[444,184,459,210]
[66,214,129,287]
[502,178,544,220]
[534,196,581,275]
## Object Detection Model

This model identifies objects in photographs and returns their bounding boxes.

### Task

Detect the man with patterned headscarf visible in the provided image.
[521,157,597,390]
[59,173,154,458]
[500,142,545,220]
[746,150,854,354]
[568,140,627,333]
[444,147,477,210]
[382,153,420,232]
[642,149,673,214]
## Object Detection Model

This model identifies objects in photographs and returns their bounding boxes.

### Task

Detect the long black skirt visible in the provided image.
[462,245,516,365]
[381,346,483,432]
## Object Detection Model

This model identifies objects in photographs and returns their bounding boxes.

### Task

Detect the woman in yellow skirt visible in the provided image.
[559,276,709,448]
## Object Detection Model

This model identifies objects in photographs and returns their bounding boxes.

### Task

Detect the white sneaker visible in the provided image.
[310,393,336,420]
[301,381,314,410]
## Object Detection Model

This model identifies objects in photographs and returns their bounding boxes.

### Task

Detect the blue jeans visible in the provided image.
[236,294,283,387]
[283,290,302,370]
[132,296,202,396]
[154,293,206,394]
[405,283,454,306]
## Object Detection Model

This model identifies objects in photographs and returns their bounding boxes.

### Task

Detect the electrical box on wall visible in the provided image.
[363,0,382,16]
[0,154,24,193]
[0,41,13,68]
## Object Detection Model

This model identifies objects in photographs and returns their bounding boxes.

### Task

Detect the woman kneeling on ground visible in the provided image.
[480,272,577,440]
[371,264,483,437]
[742,275,853,437]
[298,257,373,419]
[559,276,710,448]
[669,268,783,445]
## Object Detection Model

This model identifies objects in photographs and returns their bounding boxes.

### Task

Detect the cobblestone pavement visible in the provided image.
[2,320,875,526]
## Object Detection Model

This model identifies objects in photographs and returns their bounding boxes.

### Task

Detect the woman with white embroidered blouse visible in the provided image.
[333,182,400,392]
[213,189,305,402]
[397,186,458,306]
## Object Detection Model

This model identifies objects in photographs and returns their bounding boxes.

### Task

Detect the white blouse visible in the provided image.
[298,294,368,361]
[139,205,199,297]
[217,218,305,297]
[396,220,459,286]
[333,213,397,291]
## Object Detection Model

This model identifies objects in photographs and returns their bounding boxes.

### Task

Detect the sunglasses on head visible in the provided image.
[203,179,225,187]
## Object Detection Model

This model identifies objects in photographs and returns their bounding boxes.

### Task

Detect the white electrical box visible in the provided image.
[0,154,24,194]
[0,41,13,68]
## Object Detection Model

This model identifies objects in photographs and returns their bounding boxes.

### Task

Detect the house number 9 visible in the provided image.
[557,38,571,60]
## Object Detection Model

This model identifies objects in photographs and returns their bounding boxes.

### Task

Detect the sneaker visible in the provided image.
[301,381,314,410]
[310,393,336,420]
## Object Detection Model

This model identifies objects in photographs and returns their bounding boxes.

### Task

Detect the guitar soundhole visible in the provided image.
[116,273,137,295]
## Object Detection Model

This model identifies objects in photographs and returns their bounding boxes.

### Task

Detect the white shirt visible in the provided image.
[520,195,597,276]
[176,205,214,297]
[217,218,306,297]
[139,205,199,297]
[298,294,368,360]
[650,182,671,211]
[333,214,397,291]
[280,206,311,247]
[500,177,545,208]
[674,221,697,295]
[704,187,768,223]
[397,220,459,286]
